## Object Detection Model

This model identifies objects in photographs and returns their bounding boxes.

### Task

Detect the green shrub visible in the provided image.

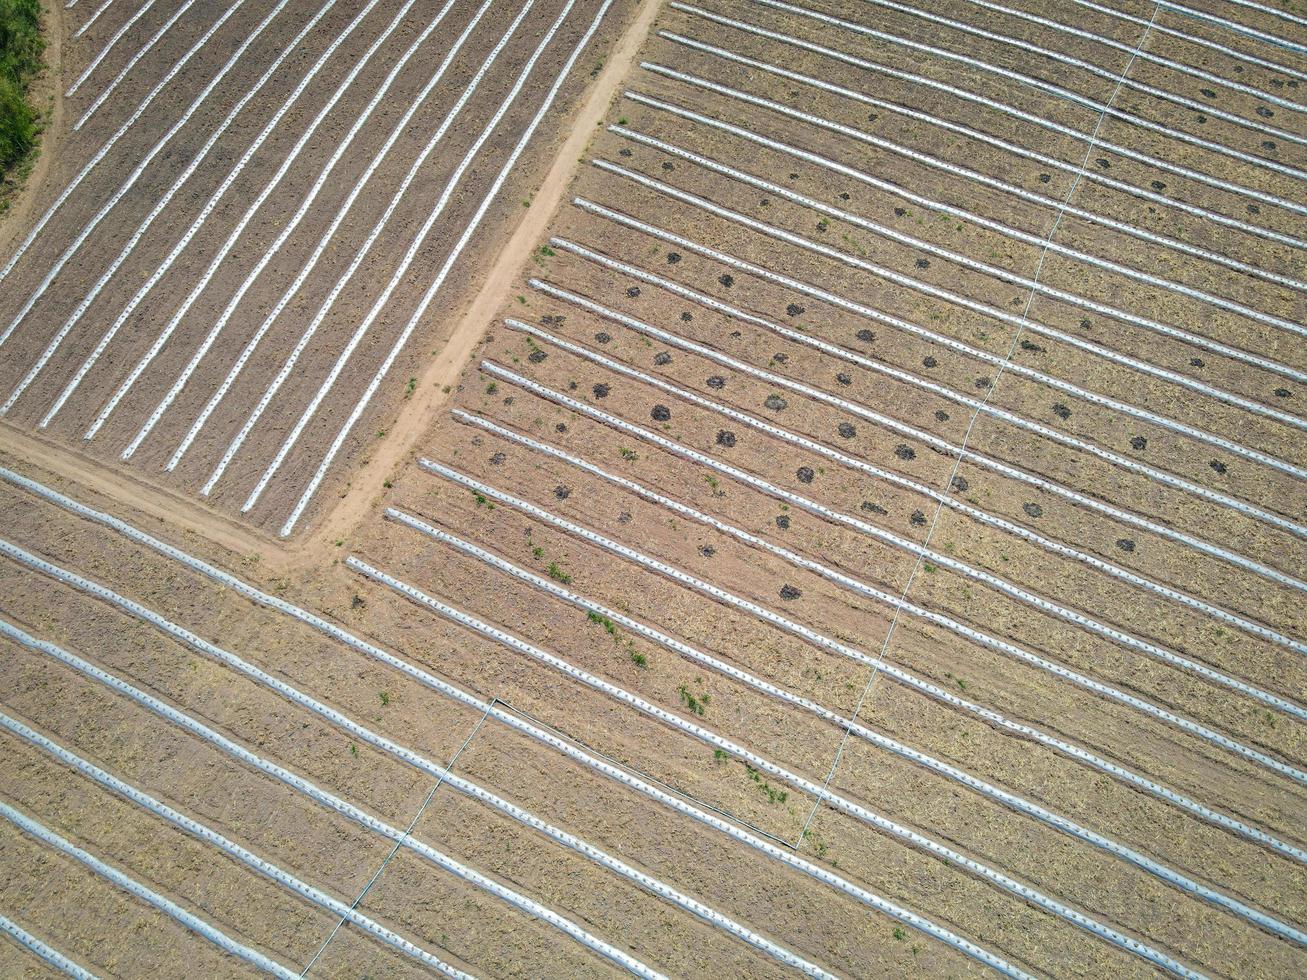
[0,0,44,177]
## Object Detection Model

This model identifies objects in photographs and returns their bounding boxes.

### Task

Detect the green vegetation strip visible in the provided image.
[0,0,44,188]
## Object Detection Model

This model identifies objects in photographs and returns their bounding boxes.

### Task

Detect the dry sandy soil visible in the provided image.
[0,0,1304,976]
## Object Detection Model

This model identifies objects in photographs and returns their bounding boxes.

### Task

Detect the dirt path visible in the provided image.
[299,0,667,563]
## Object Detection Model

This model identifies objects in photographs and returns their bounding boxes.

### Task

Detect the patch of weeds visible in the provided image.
[547,562,572,584]
[893,927,907,941]
[922,562,937,573]
[485,381,498,395]
[630,651,648,668]
[713,748,727,762]
[618,446,638,461]
[586,610,618,637]
[678,685,708,716]
[531,545,544,559]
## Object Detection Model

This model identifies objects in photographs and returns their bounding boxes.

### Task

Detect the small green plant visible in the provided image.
[678,685,707,716]
[532,545,545,559]
[816,218,828,232]
[587,610,617,637]
[547,562,572,584]
[618,116,628,125]
[383,480,392,489]
[485,381,498,395]
[713,748,727,762]
[630,651,648,668]
[516,294,527,304]
[349,743,358,758]
[472,491,491,508]
[379,692,390,706]
[893,927,906,941]
[922,562,937,573]
[538,244,555,258]
[704,474,718,490]
[619,447,638,461]
[405,376,417,397]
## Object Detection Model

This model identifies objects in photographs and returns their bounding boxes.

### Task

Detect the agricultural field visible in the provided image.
[0,0,1304,977]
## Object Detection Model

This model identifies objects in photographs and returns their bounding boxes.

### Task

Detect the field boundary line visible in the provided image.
[801,0,1162,842]
[0,801,300,978]
[0,912,96,979]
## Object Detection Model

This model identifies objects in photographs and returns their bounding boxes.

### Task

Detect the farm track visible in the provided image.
[1,0,1305,974]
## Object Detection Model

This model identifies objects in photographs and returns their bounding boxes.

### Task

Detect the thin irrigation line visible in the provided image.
[795,3,1163,849]
[298,700,495,977]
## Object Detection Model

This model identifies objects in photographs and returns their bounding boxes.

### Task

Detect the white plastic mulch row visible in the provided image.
[0,539,665,979]
[569,197,1307,565]
[120,0,475,463]
[82,0,463,443]
[852,0,1306,140]
[0,655,470,978]
[446,406,1307,864]
[910,0,1306,110]
[350,544,1210,977]
[750,0,1305,178]
[388,485,1307,943]
[618,91,1307,354]
[65,0,159,97]
[476,358,1307,787]
[176,0,510,484]
[0,0,273,330]
[653,31,1306,257]
[546,236,1307,632]
[671,4,1307,219]
[0,801,299,979]
[507,296,1306,721]
[0,912,97,979]
[30,0,383,431]
[275,0,622,538]
[0,465,1028,978]
[237,0,590,521]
